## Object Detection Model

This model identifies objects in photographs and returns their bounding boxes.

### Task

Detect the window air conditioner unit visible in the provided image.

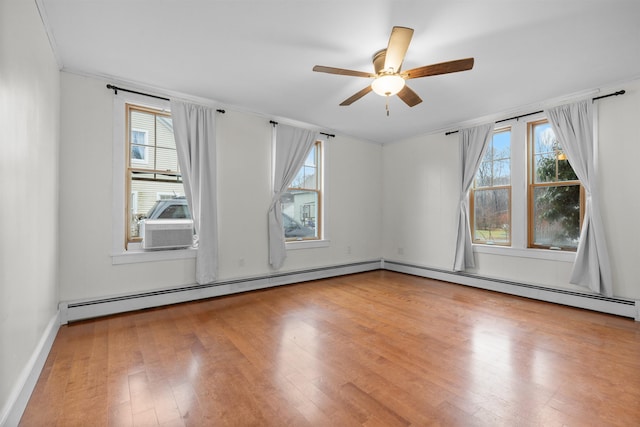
[140,219,194,250]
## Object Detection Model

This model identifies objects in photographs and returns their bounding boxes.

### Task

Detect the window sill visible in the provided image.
[286,239,330,250]
[472,244,576,262]
[112,247,197,265]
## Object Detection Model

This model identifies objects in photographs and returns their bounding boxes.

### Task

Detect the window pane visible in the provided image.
[281,190,318,239]
[475,161,493,187]
[156,146,179,171]
[127,105,187,243]
[304,145,316,167]
[532,121,578,184]
[130,145,155,168]
[493,159,510,185]
[474,129,511,188]
[290,158,318,189]
[473,188,510,244]
[557,158,578,181]
[492,130,511,159]
[534,151,556,183]
[130,110,156,145]
[533,121,555,155]
[532,185,580,249]
[155,116,175,148]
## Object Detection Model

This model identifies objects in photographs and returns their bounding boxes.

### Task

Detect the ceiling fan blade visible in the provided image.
[340,86,373,106]
[384,26,414,73]
[397,85,422,107]
[313,65,375,78]
[402,58,475,79]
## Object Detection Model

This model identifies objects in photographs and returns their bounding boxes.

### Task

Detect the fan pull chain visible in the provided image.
[386,95,390,117]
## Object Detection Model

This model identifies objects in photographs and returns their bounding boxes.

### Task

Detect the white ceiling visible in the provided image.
[39,0,640,144]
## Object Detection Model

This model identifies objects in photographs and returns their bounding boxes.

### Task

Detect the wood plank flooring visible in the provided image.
[20,271,640,426]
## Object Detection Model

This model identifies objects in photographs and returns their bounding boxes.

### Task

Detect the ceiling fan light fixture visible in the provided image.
[371,74,405,97]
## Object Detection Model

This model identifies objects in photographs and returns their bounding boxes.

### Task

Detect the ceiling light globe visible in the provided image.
[371,74,406,96]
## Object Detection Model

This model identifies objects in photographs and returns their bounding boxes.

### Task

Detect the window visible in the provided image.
[126,104,186,245]
[470,116,583,255]
[130,129,149,164]
[528,119,583,250]
[471,128,512,245]
[282,141,322,241]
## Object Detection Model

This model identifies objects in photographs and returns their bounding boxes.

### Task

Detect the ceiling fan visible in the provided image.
[313,26,474,111]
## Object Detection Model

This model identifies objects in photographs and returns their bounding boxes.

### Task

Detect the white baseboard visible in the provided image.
[383,259,639,320]
[0,310,60,427]
[60,260,382,323]
[60,259,639,324]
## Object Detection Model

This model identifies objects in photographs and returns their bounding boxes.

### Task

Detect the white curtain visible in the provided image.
[268,124,319,269]
[170,100,218,285]
[453,123,495,271]
[546,100,613,296]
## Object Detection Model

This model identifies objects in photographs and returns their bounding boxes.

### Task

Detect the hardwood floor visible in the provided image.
[20,271,640,426]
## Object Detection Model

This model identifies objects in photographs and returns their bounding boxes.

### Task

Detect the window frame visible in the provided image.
[111,91,196,264]
[527,119,584,251]
[283,139,330,250]
[470,126,512,246]
[125,103,184,246]
[284,140,322,242]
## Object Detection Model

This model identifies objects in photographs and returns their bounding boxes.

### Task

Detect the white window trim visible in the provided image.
[130,128,149,164]
[285,138,330,250]
[471,112,576,263]
[111,90,196,264]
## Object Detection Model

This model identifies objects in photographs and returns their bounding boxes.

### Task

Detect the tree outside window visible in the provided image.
[471,128,511,245]
[529,120,582,250]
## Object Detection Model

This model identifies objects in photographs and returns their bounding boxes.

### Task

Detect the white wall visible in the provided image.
[58,72,383,301]
[598,80,640,299]
[0,0,60,419]
[382,79,640,300]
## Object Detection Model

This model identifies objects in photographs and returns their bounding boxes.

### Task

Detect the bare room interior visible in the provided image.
[2,0,640,425]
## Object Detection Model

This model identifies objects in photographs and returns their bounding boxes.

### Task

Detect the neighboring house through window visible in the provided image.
[126,104,186,246]
[282,141,322,241]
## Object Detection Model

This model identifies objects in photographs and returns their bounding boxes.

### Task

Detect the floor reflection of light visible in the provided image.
[468,320,557,414]
[472,325,512,366]
[277,314,319,377]
[469,322,513,395]
[531,348,552,386]
[188,356,200,382]
[275,312,322,421]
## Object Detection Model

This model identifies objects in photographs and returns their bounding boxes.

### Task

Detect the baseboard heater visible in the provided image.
[383,260,639,321]
[60,260,382,323]
[60,259,639,324]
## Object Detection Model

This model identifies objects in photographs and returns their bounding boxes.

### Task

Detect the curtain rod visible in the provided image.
[445,89,625,135]
[269,120,335,138]
[106,84,226,113]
